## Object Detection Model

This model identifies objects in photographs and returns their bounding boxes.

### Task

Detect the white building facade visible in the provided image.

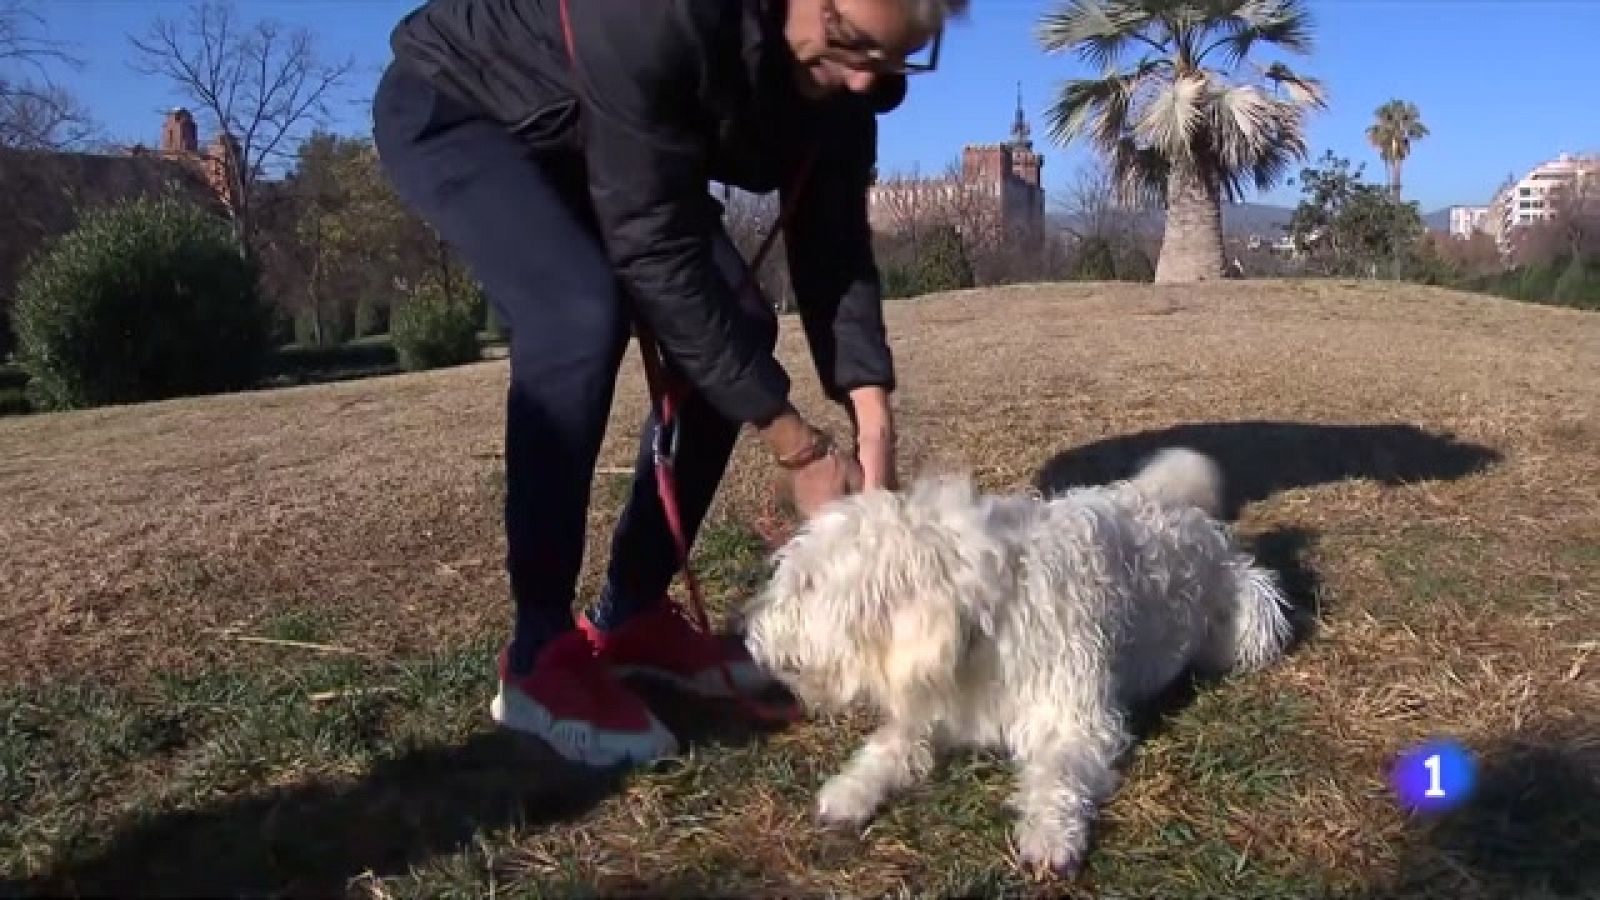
[1448,205,1490,239]
[1489,152,1598,246]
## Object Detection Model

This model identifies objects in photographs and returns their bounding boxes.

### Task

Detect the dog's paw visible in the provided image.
[1015,821,1086,878]
[815,775,882,832]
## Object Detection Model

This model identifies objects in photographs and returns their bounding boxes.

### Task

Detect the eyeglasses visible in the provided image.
[820,0,942,74]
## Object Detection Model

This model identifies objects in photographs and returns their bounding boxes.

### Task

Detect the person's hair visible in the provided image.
[902,0,969,36]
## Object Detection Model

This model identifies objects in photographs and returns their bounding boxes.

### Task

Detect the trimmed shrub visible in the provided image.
[9,195,270,411]
[1117,245,1157,282]
[1551,256,1600,311]
[1515,264,1560,304]
[916,223,975,293]
[353,296,389,339]
[390,280,480,371]
[881,263,922,299]
[1067,236,1118,281]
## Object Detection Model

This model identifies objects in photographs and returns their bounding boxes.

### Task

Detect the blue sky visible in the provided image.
[29,0,1600,212]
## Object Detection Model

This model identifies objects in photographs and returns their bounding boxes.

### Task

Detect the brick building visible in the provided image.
[867,88,1046,246]
[0,109,240,353]
[133,107,243,210]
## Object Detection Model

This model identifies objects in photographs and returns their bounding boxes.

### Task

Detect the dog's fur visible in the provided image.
[740,447,1294,875]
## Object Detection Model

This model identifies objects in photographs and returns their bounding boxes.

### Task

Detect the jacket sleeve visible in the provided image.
[564,0,791,425]
[782,84,900,406]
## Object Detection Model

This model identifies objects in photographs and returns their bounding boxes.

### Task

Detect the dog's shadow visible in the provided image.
[1034,418,1496,652]
[1033,420,1500,521]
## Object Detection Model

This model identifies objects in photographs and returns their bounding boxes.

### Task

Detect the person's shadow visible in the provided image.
[1033,420,1501,521]
[15,681,787,897]
[1352,718,1600,899]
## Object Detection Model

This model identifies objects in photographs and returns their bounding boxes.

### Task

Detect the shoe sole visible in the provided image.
[612,661,773,699]
[490,684,678,767]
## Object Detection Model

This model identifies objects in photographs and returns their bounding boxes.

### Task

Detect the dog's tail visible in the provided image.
[1198,563,1296,675]
[1130,447,1224,517]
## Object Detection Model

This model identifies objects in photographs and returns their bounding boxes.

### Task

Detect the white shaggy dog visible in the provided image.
[740,447,1295,875]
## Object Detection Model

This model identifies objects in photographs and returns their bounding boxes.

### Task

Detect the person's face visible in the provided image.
[785,0,936,98]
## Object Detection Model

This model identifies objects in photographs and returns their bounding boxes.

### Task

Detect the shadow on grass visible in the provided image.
[20,681,788,898]
[19,730,614,897]
[1034,420,1501,520]
[1250,525,1324,649]
[1356,719,1600,899]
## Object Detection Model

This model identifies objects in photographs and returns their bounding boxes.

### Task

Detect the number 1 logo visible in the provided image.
[1424,753,1446,798]
[1392,740,1475,813]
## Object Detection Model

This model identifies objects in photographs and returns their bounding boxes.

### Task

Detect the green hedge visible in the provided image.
[9,195,270,411]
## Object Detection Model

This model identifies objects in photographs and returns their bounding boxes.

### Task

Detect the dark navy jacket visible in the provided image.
[390,0,903,424]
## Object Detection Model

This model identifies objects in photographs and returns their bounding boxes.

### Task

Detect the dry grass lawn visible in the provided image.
[2,279,1597,898]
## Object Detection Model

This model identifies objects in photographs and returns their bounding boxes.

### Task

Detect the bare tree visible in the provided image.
[1056,162,1124,242]
[0,0,95,149]
[128,0,354,245]
[1549,168,1600,261]
[870,163,944,244]
[1507,172,1600,270]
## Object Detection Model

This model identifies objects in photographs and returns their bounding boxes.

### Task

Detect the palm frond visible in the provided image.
[1368,99,1429,163]
[1108,136,1170,208]
[1205,77,1312,202]
[1035,0,1157,68]
[1044,61,1164,151]
[1196,0,1316,69]
[1133,73,1206,161]
[1261,61,1327,109]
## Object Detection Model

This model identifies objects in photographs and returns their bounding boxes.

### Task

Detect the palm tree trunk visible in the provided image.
[1390,160,1403,200]
[1155,165,1225,283]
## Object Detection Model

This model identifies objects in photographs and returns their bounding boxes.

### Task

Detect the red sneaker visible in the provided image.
[578,604,774,699]
[490,630,678,767]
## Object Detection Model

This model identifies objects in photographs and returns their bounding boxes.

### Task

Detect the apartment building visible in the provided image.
[1489,152,1598,243]
[1448,205,1491,239]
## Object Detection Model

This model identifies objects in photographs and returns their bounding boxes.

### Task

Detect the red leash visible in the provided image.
[632,151,815,725]
[561,0,812,723]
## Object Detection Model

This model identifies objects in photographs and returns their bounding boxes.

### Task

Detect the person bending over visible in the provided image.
[371,0,965,768]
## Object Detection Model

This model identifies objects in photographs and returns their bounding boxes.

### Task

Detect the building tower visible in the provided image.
[1006,83,1045,242]
[159,108,199,157]
[1007,83,1043,189]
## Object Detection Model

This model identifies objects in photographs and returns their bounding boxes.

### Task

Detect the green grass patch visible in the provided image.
[256,607,339,644]
[1370,525,1495,613]
[3,641,504,895]
[690,517,772,601]
[1555,540,1600,569]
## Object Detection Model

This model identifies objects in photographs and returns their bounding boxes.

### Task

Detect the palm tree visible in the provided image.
[1366,99,1428,200]
[1036,0,1327,283]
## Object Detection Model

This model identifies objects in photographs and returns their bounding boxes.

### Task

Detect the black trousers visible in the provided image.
[370,61,778,673]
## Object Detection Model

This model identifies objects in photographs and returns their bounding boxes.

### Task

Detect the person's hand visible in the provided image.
[848,386,897,491]
[854,430,897,491]
[757,406,861,518]
[787,444,862,518]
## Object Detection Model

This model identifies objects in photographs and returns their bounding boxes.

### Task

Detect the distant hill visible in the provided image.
[1051,202,1461,238]
[1049,202,1295,238]
[1222,203,1295,236]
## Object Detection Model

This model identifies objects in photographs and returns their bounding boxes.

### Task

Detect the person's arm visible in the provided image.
[564,0,810,452]
[783,83,903,483]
